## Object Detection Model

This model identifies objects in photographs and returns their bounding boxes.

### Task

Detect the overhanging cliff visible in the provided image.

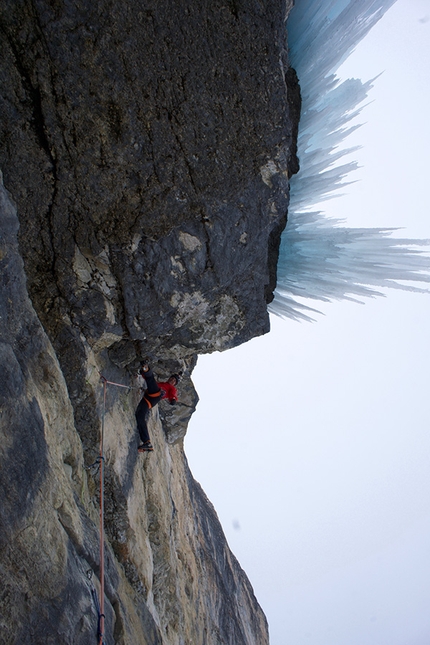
[0,1,300,643]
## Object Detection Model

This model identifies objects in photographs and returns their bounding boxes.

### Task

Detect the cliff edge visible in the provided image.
[0,1,300,643]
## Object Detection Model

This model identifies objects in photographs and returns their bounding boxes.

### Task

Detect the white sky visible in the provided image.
[185,1,430,644]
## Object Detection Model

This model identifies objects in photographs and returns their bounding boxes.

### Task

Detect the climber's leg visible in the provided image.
[136,397,151,444]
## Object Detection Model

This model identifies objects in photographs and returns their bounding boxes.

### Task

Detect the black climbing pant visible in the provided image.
[135,369,163,444]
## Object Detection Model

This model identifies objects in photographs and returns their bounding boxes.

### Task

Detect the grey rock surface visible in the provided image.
[0,0,299,359]
[0,176,268,644]
[0,0,300,642]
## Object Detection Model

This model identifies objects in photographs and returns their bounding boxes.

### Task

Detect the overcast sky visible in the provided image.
[185,2,430,644]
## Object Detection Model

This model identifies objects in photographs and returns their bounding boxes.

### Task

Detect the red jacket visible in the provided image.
[158,381,178,402]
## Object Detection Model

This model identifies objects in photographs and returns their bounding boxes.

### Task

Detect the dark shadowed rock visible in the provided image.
[0,0,299,361]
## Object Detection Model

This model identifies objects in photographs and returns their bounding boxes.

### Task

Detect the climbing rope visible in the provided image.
[94,373,138,644]
[99,373,140,391]
[87,569,105,644]
[98,376,107,645]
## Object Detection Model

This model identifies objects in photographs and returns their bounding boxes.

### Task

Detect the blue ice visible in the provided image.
[270,0,430,321]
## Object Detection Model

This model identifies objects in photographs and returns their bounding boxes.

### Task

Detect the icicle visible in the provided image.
[270,0,430,321]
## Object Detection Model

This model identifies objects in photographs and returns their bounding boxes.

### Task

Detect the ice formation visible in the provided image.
[271,0,430,321]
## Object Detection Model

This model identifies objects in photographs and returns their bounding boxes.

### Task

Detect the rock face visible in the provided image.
[1,176,270,644]
[0,1,300,643]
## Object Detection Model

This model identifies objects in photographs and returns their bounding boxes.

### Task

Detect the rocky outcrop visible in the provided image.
[0,176,269,644]
[0,1,300,643]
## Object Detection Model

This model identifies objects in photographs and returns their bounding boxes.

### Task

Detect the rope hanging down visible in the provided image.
[96,374,138,644]
[98,377,107,645]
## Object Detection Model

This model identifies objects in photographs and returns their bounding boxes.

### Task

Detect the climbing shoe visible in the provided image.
[138,442,153,453]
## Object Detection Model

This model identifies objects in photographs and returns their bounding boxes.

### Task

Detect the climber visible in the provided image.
[136,362,180,452]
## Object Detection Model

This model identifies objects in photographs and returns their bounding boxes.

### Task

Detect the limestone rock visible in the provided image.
[0,176,268,643]
[0,0,300,642]
[0,0,299,361]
